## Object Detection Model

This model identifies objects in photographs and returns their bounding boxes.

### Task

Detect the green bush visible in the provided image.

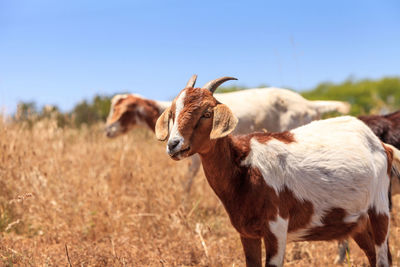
[301,77,400,115]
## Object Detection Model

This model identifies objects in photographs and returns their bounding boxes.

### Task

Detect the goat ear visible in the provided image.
[210,104,238,139]
[155,107,171,141]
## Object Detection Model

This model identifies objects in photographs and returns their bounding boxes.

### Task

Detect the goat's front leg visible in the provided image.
[240,236,262,267]
[265,216,288,267]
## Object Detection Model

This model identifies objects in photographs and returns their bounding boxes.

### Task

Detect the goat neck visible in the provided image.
[198,135,249,203]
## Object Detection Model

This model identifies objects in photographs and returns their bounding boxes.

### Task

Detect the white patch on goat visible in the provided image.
[242,116,390,233]
[167,91,186,154]
[269,216,288,266]
[375,242,389,267]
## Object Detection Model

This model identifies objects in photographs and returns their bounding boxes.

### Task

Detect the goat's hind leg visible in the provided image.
[334,240,349,264]
[369,208,391,267]
[351,217,376,266]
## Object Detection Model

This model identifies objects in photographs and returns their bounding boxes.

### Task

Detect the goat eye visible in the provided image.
[202,112,211,118]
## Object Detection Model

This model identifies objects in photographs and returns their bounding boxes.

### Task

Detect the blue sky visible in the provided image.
[1,0,399,113]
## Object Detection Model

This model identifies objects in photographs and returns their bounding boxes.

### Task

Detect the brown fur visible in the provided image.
[107,95,161,134]
[278,187,314,233]
[178,88,216,138]
[228,132,295,165]
[255,131,296,144]
[201,146,280,238]
[241,237,262,267]
[304,208,361,241]
[352,217,377,266]
[383,143,394,177]
[368,207,389,246]
[264,232,278,267]
[359,110,400,149]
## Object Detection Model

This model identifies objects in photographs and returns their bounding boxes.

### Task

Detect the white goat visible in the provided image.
[214,87,349,134]
[106,75,350,191]
[155,76,398,267]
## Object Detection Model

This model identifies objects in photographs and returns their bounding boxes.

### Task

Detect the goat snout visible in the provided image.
[167,137,189,159]
[105,122,121,138]
[106,129,113,138]
[168,139,180,151]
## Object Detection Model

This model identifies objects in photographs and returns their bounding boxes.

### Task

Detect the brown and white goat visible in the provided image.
[106,94,170,138]
[105,78,201,190]
[155,77,399,267]
[106,75,350,192]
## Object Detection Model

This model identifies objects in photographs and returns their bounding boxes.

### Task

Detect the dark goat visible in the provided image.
[359,110,400,149]
[359,110,400,209]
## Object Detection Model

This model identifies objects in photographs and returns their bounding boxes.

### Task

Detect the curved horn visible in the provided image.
[202,77,238,93]
[185,74,198,88]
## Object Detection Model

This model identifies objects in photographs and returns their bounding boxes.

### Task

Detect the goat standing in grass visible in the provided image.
[105,75,350,192]
[155,76,399,267]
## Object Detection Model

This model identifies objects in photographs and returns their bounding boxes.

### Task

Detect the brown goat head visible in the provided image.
[156,76,238,160]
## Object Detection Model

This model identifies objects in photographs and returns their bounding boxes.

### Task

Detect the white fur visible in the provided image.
[376,243,390,266]
[167,91,186,155]
[269,216,288,266]
[214,88,350,134]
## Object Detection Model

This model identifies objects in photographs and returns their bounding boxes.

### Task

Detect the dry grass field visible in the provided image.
[0,117,400,266]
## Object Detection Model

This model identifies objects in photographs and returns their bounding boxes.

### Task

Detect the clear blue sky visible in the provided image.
[1,0,399,113]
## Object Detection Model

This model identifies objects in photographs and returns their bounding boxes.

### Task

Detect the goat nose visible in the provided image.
[168,139,180,151]
[106,130,113,138]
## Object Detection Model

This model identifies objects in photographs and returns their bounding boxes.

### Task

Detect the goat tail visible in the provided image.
[311,100,351,115]
[383,144,400,196]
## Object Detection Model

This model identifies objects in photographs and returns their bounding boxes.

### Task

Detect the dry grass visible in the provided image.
[0,118,399,266]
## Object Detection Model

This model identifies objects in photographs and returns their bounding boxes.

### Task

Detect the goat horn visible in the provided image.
[185,74,198,88]
[202,77,238,93]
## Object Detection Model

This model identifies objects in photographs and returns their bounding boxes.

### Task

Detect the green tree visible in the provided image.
[15,101,38,121]
[71,95,111,127]
[92,95,111,122]
[301,77,400,115]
